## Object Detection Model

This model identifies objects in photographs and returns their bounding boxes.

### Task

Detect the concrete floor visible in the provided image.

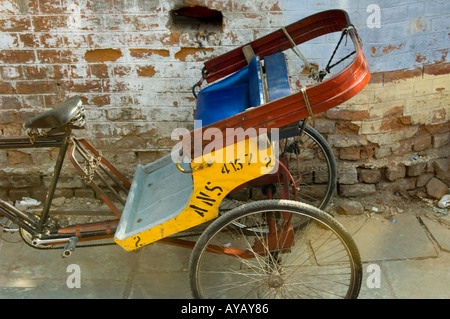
[0,211,448,300]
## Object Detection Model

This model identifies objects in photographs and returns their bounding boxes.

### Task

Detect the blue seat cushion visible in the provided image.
[265,52,293,101]
[248,55,266,107]
[194,55,266,127]
[195,66,250,127]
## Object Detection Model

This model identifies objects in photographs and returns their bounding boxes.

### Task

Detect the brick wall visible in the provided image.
[282,0,450,198]
[312,64,449,198]
[0,0,449,201]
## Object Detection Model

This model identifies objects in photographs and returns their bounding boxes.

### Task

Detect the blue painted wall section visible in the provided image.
[279,0,449,72]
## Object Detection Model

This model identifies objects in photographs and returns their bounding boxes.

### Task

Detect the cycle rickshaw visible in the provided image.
[0,10,370,298]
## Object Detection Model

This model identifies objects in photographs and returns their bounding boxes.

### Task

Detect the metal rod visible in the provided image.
[0,200,39,228]
[39,133,71,229]
[68,145,121,217]
[0,135,66,149]
[78,138,131,190]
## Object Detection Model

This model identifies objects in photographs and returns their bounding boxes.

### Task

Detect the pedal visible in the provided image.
[61,236,78,258]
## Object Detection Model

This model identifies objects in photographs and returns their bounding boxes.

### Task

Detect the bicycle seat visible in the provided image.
[25,96,85,129]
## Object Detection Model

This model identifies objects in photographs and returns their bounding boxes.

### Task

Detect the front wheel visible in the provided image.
[189,200,362,299]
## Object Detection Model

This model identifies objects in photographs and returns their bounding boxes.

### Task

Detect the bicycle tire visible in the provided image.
[189,199,362,299]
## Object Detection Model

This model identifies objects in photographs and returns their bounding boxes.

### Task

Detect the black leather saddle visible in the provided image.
[25,96,84,129]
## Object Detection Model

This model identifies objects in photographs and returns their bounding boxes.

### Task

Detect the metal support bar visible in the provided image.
[0,135,66,149]
[39,134,71,229]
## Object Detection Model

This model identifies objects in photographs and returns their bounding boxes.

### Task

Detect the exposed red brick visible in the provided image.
[359,168,381,183]
[32,15,67,32]
[0,66,22,80]
[48,65,68,79]
[371,62,450,84]
[383,106,403,118]
[0,4,449,201]
[391,116,411,130]
[339,147,360,160]
[432,108,446,123]
[43,95,65,108]
[368,72,384,84]
[413,135,431,152]
[129,49,170,59]
[161,31,180,45]
[392,140,412,156]
[85,49,122,63]
[379,106,411,131]
[384,67,422,83]
[65,80,103,93]
[91,95,111,107]
[360,146,375,160]
[336,122,360,135]
[37,49,78,64]
[23,66,47,80]
[385,164,406,181]
[326,108,370,121]
[136,65,156,77]
[244,13,259,19]
[420,122,450,135]
[174,47,214,61]
[423,62,450,76]
[19,34,40,47]
[90,64,109,78]
[40,33,65,48]
[38,0,69,14]
[112,65,132,77]
[102,79,129,93]
[0,96,22,109]
[0,82,16,94]
[15,81,56,94]
[270,3,281,11]
[0,16,31,32]
[0,50,35,63]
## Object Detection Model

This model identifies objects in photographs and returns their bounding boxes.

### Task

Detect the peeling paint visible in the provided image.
[382,44,403,55]
[136,65,156,77]
[85,48,122,63]
[434,48,448,64]
[129,49,170,59]
[413,19,428,32]
[174,47,214,61]
[415,54,426,63]
[371,46,377,55]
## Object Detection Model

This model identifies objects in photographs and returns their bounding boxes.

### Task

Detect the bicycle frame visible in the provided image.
[0,128,129,243]
[0,131,70,233]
